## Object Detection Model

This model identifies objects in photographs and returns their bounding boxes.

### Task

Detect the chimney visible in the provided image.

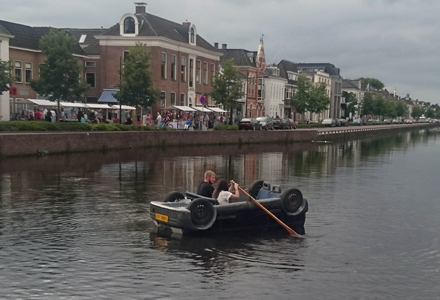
[182,21,191,27]
[222,44,227,50]
[135,2,147,14]
[214,43,218,49]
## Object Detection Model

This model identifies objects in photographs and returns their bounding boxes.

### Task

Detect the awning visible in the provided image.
[60,102,87,108]
[111,105,136,110]
[172,105,196,112]
[191,106,213,112]
[98,89,118,103]
[208,107,227,113]
[86,103,112,109]
[27,99,58,106]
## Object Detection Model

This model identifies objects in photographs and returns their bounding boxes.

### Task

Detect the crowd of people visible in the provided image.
[147,110,240,129]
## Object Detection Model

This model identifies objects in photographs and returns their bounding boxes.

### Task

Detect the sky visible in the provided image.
[1,0,440,104]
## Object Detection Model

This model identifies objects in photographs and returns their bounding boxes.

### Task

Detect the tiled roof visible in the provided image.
[101,13,217,52]
[297,62,341,76]
[219,49,257,66]
[64,28,107,55]
[0,20,85,56]
[0,23,12,36]
[342,79,358,89]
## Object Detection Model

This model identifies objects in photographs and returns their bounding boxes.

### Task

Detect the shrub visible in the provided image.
[214,124,238,131]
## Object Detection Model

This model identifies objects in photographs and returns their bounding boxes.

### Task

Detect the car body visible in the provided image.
[353,118,364,126]
[286,118,297,129]
[333,118,341,127]
[237,118,262,130]
[273,118,289,129]
[256,117,274,130]
[383,119,391,124]
[369,118,380,125]
[392,119,400,124]
[404,119,413,124]
[338,119,349,127]
[321,118,336,127]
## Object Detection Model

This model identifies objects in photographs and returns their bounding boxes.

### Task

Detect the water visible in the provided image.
[1,129,439,299]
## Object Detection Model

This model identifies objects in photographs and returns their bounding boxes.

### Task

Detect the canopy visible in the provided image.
[98,89,118,103]
[172,105,196,112]
[27,99,58,106]
[208,107,227,113]
[111,105,136,110]
[85,103,112,109]
[191,106,213,112]
[60,102,87,108]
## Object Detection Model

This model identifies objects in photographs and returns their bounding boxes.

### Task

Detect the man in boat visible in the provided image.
[196,170,216,198]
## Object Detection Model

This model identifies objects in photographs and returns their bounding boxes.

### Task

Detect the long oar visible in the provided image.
[238,186,302,237]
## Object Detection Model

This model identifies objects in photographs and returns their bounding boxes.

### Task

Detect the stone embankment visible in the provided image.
[0,124,437,157]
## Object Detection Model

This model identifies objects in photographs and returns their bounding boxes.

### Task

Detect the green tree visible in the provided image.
[31,29,89,120]
[373,94,385,117]
[290,73,311,115]
[361,92,375,116]
[357,77,385,90]
[211,59,244,124]
[115,43,159,123]
[383,100,397,118]
[411,106,425,119]
[0,59,14,95]
[425,107,435,118]
[395,101,409,118]
[291,73,329,116]
[342,91,357,118]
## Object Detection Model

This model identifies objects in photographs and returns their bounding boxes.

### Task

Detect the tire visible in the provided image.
[187,198,217,230]
[280,188,303,215]
[163,191,185,202]
[248,180,264,198]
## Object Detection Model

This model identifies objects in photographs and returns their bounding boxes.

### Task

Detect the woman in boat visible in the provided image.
[212,179,240,205]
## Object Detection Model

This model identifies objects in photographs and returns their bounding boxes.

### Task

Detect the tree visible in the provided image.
[425,107,435,119]
[411,106,424,119]
[0,59,14,95]
[383,100,396,118]
[357,77,385,90]
[291,73,330,116]
[115,43,159,123]
[342,91,357,118]
[31,29,89,120]
[372,94,385,117]
[211,59,244,125]
[361,92,375,116]
[395,101,409,118]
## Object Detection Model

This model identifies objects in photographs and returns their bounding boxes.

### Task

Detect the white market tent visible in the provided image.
[27,99,58,106]
[85,103,113,110]
[192,106,213,112]
[60,102,87,108]
[172,105,196,112]
[111,105,136,110]
[208,107,227,113]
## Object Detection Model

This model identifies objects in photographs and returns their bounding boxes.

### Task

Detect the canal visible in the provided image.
[1,128,439,299]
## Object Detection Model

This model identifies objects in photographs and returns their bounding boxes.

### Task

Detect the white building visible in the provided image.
[264,65,287,118]
[0,25,13,121]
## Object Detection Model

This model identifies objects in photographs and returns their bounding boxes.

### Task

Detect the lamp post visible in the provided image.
[119,56,122,124]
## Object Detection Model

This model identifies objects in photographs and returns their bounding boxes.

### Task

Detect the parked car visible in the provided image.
[369,118,380,125]
[338,119,349,127]
[383,119,391,124]
[286,118,297,129]
[333,118,341,127]
[392,119,401,124]
[353,118,364,126]
[404,119,413,124]
[273,118,289,129]
[321,118,336,127]
[238,118,262,131]
[256,117,274,130]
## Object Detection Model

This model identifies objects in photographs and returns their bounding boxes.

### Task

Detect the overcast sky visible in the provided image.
[2,0,439,104]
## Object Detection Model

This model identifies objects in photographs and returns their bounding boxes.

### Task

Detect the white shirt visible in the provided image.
[217,190,233,205]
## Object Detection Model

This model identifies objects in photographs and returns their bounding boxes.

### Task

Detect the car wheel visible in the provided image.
[280,188,303,215]
[163,191,185,202]
[187,198,217,230]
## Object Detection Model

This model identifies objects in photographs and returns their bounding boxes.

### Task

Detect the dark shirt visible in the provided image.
[196,182,214,198]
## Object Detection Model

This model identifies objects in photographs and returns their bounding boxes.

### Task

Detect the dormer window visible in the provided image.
[124,17,135,34]
[189,25,197,45]
[120,14,139,36]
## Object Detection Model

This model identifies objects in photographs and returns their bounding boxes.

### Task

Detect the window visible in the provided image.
[25,62,32,83]
[124,17,135,34]
[189,59,194,87]
[161,53,167,79]
[181,57,186,82]
[196,60,201,84]
[15,61,22,82]
[160,92,166,108]
[171,93,176,105]
[211,63,215,86]
[180,94,185,106]
[85,61,96,67]
[190,27,195,44]
[203,62,208,85]
[86,73,96,88]
[79,34,87,44]
[171,55,176,80]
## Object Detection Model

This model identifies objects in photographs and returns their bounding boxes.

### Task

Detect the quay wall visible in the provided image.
[0,124,437,157]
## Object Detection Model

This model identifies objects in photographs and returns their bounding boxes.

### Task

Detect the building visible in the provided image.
[277,59,299,121]
[264,64,287,118]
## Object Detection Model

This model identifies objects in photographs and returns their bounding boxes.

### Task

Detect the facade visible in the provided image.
[264,64,287,118]
[277,59,299,121]
[297,63,343,119]
[342,79,364,119]
[0,24,13,121]
[95,3,221,115]
[218,38,266,118]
